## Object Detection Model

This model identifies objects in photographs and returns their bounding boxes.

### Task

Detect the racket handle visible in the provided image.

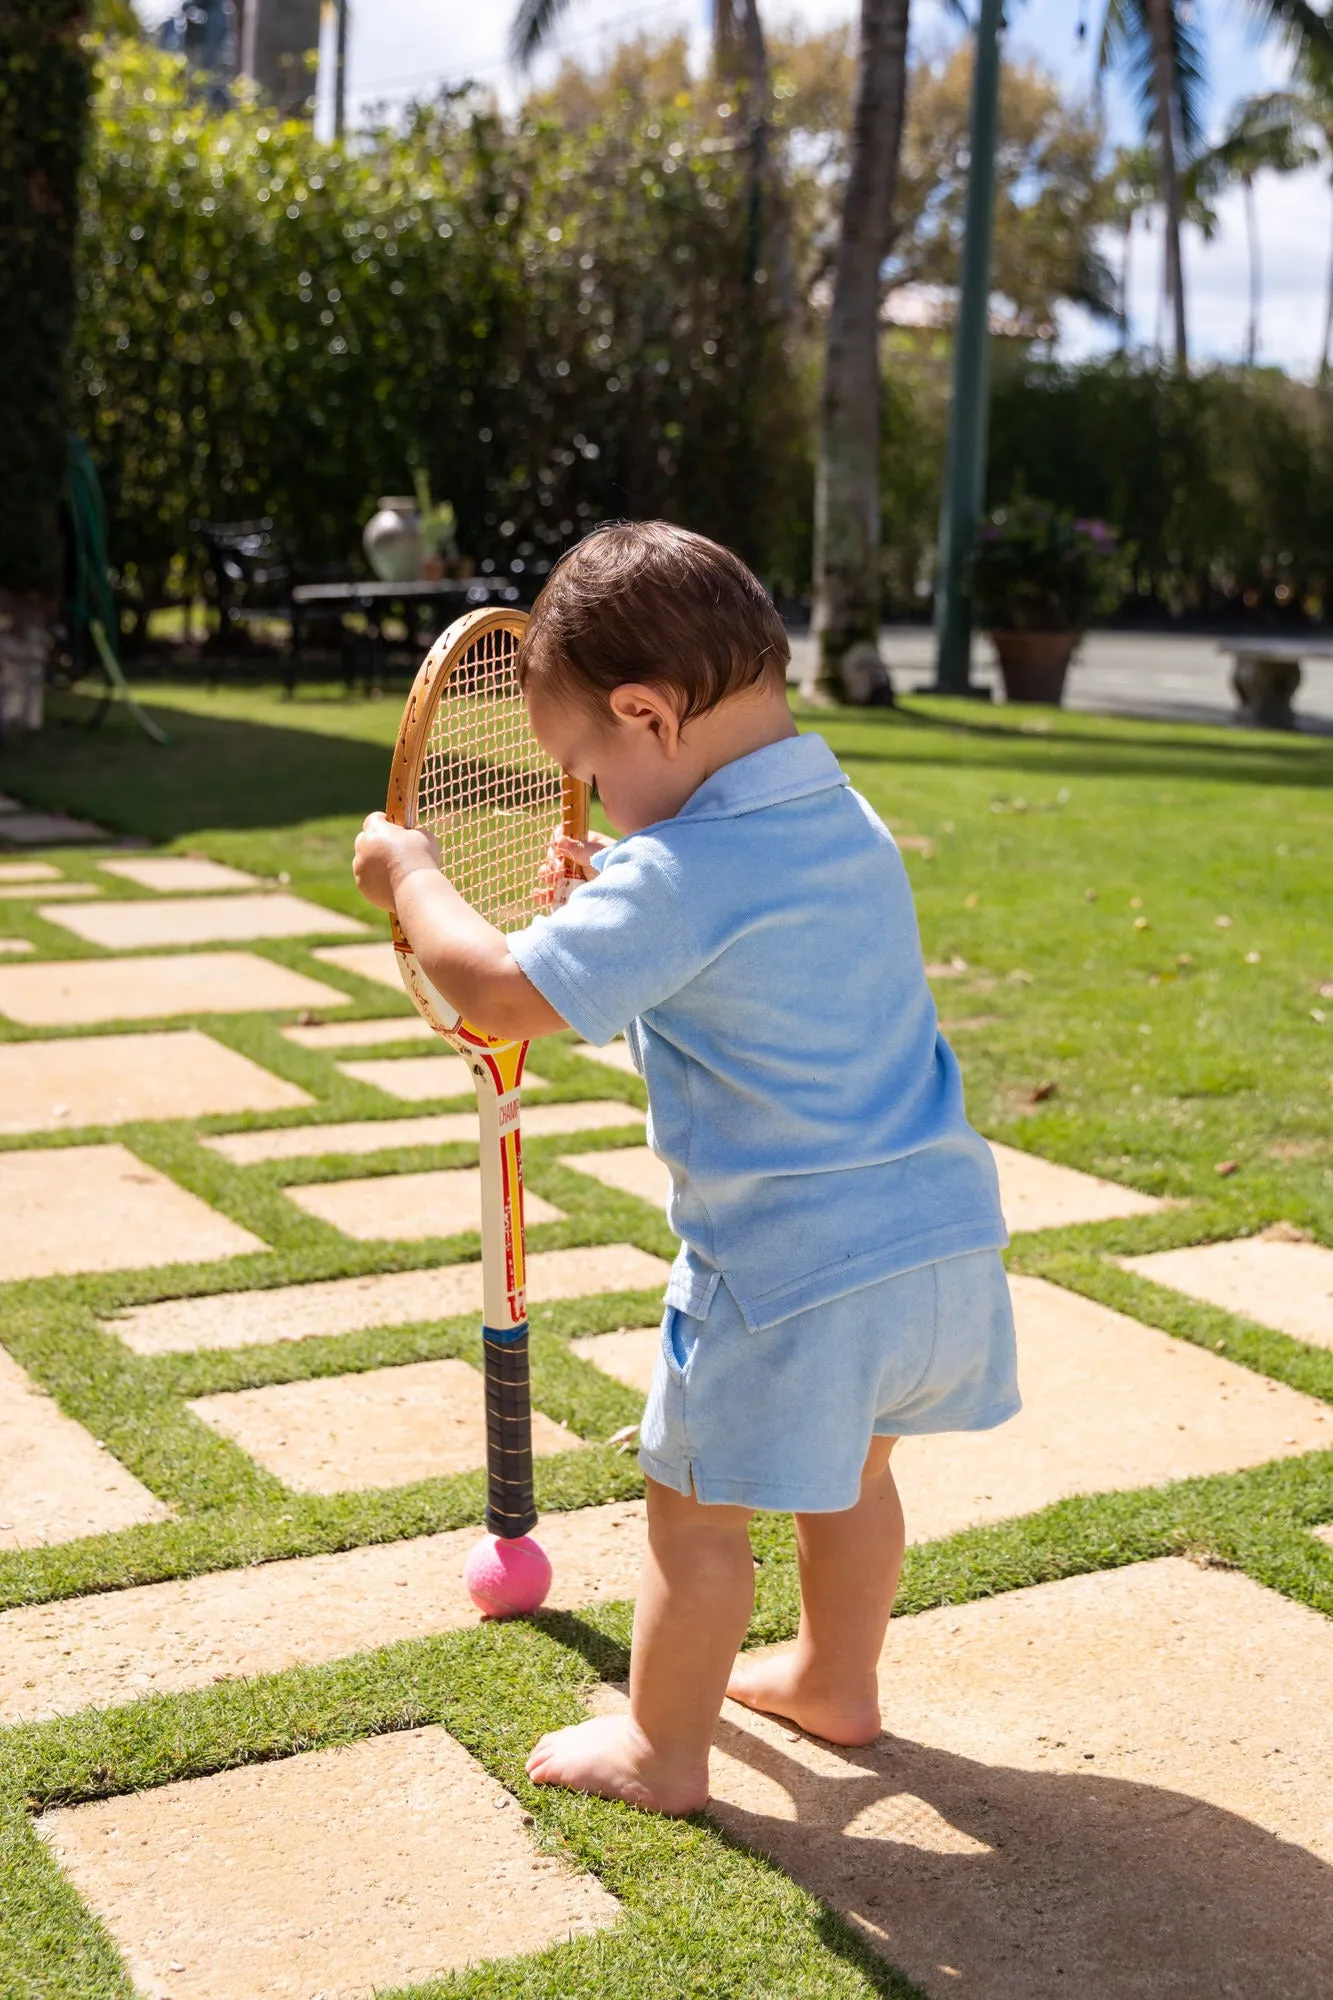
[482,1325,538,1539]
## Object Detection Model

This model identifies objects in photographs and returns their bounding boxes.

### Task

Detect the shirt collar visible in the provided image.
[674,731,848,823]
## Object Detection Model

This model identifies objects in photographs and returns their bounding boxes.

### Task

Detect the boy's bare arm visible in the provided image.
[353,814,567,1041]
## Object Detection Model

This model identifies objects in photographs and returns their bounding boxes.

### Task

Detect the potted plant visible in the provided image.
[413,472,458,582]
[970,498,1130,703]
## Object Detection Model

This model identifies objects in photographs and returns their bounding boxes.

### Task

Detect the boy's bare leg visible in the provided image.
[726,1436,903,1746]
[526,1476,755,1813]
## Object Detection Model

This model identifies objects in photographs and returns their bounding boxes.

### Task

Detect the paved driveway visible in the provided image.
[786,627,1333,732]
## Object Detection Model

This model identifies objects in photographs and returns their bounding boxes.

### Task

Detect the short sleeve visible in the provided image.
[507,837,706,1044]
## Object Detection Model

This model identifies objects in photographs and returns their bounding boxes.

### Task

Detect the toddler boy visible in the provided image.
[353,521,1017,1815]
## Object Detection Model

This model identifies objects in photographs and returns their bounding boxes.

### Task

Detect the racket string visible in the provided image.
[415,621,565,932]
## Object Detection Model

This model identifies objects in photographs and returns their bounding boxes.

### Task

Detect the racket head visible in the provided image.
[386,607,590,1041]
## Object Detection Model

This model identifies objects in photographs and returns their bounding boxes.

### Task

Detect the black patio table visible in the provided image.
[289,577,526,689]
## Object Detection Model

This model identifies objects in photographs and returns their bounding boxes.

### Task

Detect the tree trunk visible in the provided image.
[0,0,94,741]
[1243,172,1259,367]
[808,0,912,699]
[1146,0,1187,369]
[1321,173,1333,383]
[1119,215,1133,347]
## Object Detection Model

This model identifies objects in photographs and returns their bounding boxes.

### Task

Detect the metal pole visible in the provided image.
[334,0,348,140]
[931,0,1005,695]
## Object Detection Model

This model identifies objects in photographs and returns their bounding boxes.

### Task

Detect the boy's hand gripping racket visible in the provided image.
[385,608,589,1615]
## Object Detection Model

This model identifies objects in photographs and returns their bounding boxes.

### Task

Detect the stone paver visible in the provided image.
[0,810,109,845]
[0,1144,266,1282]
[695,1559,1333,1998]
[990,1141,1163,1232]
[571,1038,639,1075]
[337,1052,477,1099]
[566,1277,1329,1542]
[571,1326,661,1392]
[286,1165,564,1240]
[892,1275,1328,1542]
[0,952,351,1028]
[0,861,61,882]
[0,1344,170,1548]
[42,892,368,950]
[0,1029,310,1134]
[313,939,401,988]
[281,1014,436,1049]
[38,1726,619,2000]
[108,1243,671,1355]
[0,880,103,900]
[561,1144,668,1209]
[204,1100,644,1165]
[189,1356,582,1493]
[1315,1523,1333,1549]
[0,938,34,954]
[1121,1233,1333,1350]
[0,1500,646,1724]
[98,855,261,893]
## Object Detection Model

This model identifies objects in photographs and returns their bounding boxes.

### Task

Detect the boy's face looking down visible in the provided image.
[525,668,796,837]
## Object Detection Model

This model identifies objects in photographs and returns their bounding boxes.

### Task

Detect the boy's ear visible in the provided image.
[608,681,683,754]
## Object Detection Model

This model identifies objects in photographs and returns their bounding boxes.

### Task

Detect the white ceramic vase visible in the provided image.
[363,496,423,582]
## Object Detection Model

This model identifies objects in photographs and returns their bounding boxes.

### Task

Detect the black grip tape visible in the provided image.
[482,1325,538,1539]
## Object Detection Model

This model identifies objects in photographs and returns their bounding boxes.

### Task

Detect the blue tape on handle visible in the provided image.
[483,1321,529,1346]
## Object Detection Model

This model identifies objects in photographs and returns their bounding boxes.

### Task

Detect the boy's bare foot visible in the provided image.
[725,1652,881,1747]
[525,1714,709,1815]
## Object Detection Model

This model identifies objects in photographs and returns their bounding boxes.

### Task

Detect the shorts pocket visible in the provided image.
[663,1305,699,1379]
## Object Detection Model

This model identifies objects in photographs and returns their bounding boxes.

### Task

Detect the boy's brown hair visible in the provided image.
[516,521,790,724]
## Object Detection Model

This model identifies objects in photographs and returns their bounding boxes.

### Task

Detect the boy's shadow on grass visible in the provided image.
[707,1713,1333,2000]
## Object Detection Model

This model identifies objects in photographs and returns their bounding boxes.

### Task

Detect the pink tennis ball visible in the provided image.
[464,1533,552,1618]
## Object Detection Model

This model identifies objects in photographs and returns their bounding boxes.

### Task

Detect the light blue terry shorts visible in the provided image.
[638,1249,1019,1514]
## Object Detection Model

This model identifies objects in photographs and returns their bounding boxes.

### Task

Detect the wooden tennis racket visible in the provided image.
[385,607,589,1568]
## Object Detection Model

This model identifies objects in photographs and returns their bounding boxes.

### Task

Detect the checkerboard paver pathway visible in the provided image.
[4,842,1331,2000]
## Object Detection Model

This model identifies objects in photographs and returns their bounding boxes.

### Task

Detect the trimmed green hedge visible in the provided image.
[74,41,810,615]
[0,1,93,595]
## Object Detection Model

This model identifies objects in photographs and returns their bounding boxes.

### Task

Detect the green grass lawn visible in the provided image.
[1,684,1331,2000]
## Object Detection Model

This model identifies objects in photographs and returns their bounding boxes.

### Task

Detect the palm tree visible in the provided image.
[809,0,911,699]
[1098,2,1333,372]
[1188,98,1316,364]
[1098,0,1203,368]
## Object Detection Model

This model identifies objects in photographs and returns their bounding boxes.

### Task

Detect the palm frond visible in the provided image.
[508,0,578,68]
[1096,0,1206,155]
[1239,2,1333,81]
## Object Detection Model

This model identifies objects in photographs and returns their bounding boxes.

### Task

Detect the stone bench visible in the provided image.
[1220,636,1333,728]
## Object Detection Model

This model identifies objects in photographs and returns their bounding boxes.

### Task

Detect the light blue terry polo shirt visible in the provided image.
[508,731,1007,1331]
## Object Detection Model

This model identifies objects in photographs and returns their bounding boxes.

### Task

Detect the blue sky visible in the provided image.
[135,1,1329,375]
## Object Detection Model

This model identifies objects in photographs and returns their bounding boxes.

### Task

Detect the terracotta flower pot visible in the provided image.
[989,629,1079,705]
